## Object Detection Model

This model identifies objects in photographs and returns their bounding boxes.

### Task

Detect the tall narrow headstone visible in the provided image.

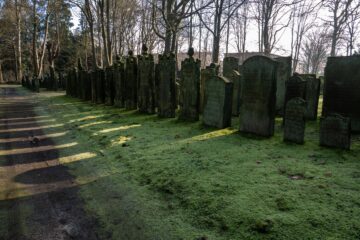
[274,56,292,115]
[137,45,155,114]
[300,74,320,120]
[323,56,360,132]
[124,50,138,110]
[320,114,351,150]
[114,56,125,108]
[96,68,105,104]
[223,57,241,116]
[179,48,201,122]
[283,97,306,144]
[91,70,97,103]
[284,74,307,111]
[203,66,233,128]
[158,53,176,118]
[104,66,115,105]
[239,56,278,137]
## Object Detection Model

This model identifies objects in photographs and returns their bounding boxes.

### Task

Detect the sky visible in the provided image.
[70,4,340,58]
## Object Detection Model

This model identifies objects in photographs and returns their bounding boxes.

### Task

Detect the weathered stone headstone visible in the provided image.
[223,57,241,116]
[320,114,351,150]
[96,68,105,104]
[77,59,86,100]
[323,56,360,132]
[203,66,233,128]
[158,53,176,118]
[104,66,115,105]
[124,50,138,110]
[84,71,92,101]
[299,74,320,120]
[137,45,155,114]
[114,56,125,108]
[284,74,307,111]
[91,71,97,103]
[239,56,278,137]
[283,97,306,144]
[200,64,220,113]
[179,48,201,121]
[274,56,292,115]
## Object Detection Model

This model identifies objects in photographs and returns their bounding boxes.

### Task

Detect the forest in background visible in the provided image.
[0,0,359,82]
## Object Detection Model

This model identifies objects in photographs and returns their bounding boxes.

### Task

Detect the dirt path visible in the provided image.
[0,86,98,240]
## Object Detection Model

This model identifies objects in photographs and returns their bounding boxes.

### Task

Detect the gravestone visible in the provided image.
[203,66,233,128]
[323,56,360,132]
[158,53,176,118]
[200,64,220,113]
[320,114,351,150]
[114,56,125,108]
[137,45,155,114]
[154,63,160,109]
[77,59,86,100]
[124,50,138,110]
[91,71,97,103]
[300,74,320,120]
[274,56,292,115]
[284,74,307,111]
[239,56,278,137]
[223,57,241,116]
[179,48,201,122]
[283,97,306,144]
[96,68,105,104]
[104,66,115,105]
[86,71,92,101]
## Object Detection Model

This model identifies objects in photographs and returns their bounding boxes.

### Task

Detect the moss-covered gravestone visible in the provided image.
[320,114,351,150]
[158,53,176,118]
[300,74,320,120]
[284,74,307,111]
[91,71,97,103]
[203,65,233,129]
[323,56,360,132]
[274,56,292,115]
[239,56,278,137]
[179,48,201,122]
[114,56,125,108]
[96,68,105,104]
[223,57,241,116]
[84,71,92,101]
[284,97,306,144]
[124,50,138,110]
[104,66,115,106]
[137,45,155,114]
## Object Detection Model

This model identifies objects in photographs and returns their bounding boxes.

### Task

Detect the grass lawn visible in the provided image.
[33,89,360,239]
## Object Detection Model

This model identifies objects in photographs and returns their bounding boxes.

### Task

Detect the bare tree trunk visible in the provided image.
[32,0,39,77]
[0,61,3,83]
[15,0,22,82]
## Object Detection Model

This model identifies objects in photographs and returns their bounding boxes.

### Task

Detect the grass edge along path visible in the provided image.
[34,89,360,240]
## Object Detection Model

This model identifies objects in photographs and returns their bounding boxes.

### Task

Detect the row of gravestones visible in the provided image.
[238,55,359,150]
[63,47,359,150]
[21,73,66,92]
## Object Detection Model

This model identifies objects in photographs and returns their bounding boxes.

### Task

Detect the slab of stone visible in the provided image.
[179,49,201,122]
[274,56,292,115]
[320,114,351,150]
[239,56,278,137]
[223,57,241,116]
[124,52,138,110]
[137,49,155,114]
[323,56,360,132]
[203,67,233,128]
[283,97,306,144]
[158,53,177,118]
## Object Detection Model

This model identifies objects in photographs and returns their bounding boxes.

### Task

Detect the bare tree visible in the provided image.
[300,29,329,74]
[345,7,360,56]
[290,0,321,72]
[196,0,247,63]
[252,0,295,55]
[323,0,360,56]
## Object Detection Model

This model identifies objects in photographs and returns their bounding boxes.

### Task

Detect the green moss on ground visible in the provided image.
[34,90,360,240]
